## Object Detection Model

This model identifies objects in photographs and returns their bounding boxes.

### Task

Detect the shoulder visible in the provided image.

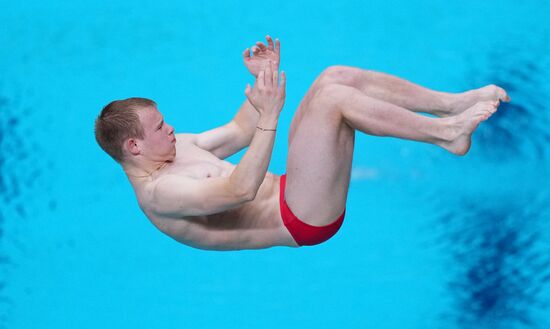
[149,174,192,199]
[175,133,198,145]
[133,174,181,219]
[135,174,187,211]
[175,133,204,155]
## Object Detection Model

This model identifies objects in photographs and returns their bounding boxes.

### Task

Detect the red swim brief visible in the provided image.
[279,174,345,246]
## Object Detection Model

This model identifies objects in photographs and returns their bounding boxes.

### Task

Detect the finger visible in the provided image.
[258,70,265,90]
[265,61,273,88]
[273,66,279,88]
[268,61,276,89]
[256,41,267,51]
[275,38,280,56]
[279,71,286,96]
[266,35,274,50]
[252,46,260,54]
[244,84,256,108]
[242,48,250,59]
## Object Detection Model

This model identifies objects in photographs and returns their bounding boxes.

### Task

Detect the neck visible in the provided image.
[123,159,170,179]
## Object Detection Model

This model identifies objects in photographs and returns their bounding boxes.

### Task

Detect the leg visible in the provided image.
[316,66,510,117]
[285,84,499,226]
[288,66,509,146]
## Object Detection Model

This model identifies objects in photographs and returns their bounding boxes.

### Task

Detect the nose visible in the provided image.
[167,124,174,135]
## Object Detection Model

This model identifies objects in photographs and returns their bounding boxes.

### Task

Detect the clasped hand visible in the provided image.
[244,60,286,117]
[243,35,280,77]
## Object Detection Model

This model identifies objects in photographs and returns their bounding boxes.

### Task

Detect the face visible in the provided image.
[135,106,176,161]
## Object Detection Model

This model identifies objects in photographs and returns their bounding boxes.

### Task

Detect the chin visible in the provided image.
[168,149,176,161]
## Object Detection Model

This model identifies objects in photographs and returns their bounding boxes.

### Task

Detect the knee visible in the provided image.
[317,65,361,87]
[310,83,348,112]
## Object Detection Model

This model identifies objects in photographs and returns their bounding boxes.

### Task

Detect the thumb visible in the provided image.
[244,84,254,103]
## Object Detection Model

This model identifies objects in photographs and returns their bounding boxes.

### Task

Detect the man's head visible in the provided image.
[95,97,176,164]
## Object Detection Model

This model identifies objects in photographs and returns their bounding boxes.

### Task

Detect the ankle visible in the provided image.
[438,117,460,143]
[443,92,462,112]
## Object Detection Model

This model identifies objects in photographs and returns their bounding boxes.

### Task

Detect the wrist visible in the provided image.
[256,126,276,132]
[258,114,279,129]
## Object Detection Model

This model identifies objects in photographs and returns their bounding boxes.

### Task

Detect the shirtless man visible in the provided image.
[94,36,509,251]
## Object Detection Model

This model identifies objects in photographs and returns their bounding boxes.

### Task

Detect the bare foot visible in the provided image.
[445,85,510,117]
[440,101,500,155]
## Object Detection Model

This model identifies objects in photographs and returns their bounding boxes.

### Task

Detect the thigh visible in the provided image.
[288,66,361,145]
[288,75,326,146]
[285,90,355,226]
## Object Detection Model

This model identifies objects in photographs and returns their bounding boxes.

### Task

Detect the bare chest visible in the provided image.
[132,140,291,249]
[167,143,235,179]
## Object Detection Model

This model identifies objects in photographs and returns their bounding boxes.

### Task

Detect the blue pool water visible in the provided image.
[1,1,549,328]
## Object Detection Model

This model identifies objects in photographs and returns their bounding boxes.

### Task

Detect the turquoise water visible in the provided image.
[1,1,549,328]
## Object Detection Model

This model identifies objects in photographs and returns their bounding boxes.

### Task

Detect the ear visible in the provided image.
[124,138,141,156]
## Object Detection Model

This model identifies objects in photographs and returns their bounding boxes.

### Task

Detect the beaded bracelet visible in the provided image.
[256,126,276,132]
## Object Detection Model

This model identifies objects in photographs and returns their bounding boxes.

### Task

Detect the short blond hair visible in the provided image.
[94,97,156,162]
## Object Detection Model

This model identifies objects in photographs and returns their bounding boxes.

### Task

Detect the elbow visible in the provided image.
[242,189,257,202]
[232,187,256,202]
[237,185,258,202]
[229,177,257,202]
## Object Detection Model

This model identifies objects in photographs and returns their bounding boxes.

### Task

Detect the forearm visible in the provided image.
[232,99,260,143]
[229,114,279,199]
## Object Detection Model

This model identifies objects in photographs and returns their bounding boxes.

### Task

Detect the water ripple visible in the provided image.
[0,89,40,328]
[432,191,550,329]
[464,35,550,161]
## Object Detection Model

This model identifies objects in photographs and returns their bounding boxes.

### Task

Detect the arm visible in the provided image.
[153,62,286,217]
[152,113,279,218]
[189,35,281,159]
[236,60,286,198]
[186,121,250,160]
[188,100,258,160]
[231,99,259,145]
[229,113,280,199]
[151,175,253,217]
[235,35,280,137]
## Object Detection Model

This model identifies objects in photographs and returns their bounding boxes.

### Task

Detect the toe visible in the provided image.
[497,86,511,102]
